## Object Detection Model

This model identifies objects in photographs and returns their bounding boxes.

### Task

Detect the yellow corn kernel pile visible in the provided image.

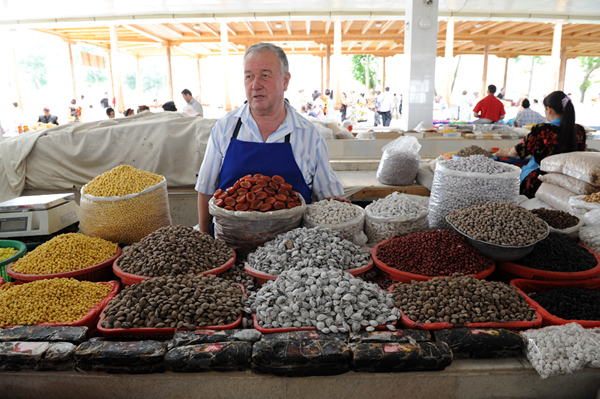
[0,278,111,327]
[0,247,18,262]
[82,165,164,197]
[11,233,118,275]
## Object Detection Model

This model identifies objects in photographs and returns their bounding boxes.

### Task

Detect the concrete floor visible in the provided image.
[0,358,598,399]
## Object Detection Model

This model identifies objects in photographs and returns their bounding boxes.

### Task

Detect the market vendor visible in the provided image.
[495,91,586,198]
[37,107,59,125]
[195,42,343,233]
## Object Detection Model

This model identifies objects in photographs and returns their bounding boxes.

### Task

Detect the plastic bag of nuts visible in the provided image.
[80,165,172,245]
[303,200,367,246]
[365,193,429,244]
[376,136,421,186]
[428,156,520,230]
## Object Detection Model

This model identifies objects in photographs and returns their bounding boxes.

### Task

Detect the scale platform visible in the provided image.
[0,193,80,238]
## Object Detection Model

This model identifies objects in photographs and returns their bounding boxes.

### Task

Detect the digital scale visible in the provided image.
[0,193,80,238]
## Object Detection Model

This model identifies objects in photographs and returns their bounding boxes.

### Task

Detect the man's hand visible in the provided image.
[324,196,351,204]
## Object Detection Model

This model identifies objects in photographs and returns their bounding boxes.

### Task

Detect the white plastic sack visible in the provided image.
[302,203,367,246]
[535,183,583,216]
[376,136,421,186]
[540,152,600,185]
[539,172,600,196]
[579,226,600,254]
[365,194,429,244]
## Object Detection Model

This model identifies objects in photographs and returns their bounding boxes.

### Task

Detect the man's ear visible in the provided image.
[283,72,291,91]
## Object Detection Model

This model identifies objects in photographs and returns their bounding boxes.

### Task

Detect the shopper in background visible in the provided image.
[124,108,135,117]
[37,107,59,125]
[496,87,506,100]
[496,91,586,198]
[514,99,546,127]
[473,85,505,124]
[106,107,115,118]
[377,87,392,127]
[69,99,82,123]
[162,101,177,112]
[181,89,204,117]
[100,92,109,108]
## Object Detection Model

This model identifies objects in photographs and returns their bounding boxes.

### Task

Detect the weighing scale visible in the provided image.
[0,193,79,238]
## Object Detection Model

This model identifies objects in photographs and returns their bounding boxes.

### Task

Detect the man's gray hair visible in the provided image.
[244,42,289,75]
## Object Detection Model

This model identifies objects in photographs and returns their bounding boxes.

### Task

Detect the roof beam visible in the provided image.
[176,46,198,57]
[264,21,273,35]
[397,21,405,34]
[487,21,518,35]
[454,21,477,34]
[180,23,202,37]
[325,20,332,34]
[380,20,394,34]
[469,21,502,35]
[361,41,372,51]
[123,24,164,43]
[227,24,237,36]
[158,24,183,37]
[348,41,356,51]
[306,21,310,35]
[389,42,401,50]
[343,21,352,35]
[362,20,375,34]
[522,23,552,35]
[200,22,220,37]
[376,41,388,50]
[285,20,292,35]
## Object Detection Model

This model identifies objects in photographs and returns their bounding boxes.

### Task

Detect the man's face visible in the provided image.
[108,111,115,118]
[43,110,50,117]
[182,93,192,103]
[244,50,290,117]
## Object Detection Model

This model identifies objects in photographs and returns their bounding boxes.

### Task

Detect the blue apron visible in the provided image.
[520,118,561,183]
[217,118,312,203]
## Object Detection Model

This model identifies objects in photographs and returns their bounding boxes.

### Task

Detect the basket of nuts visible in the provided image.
[0,240,27,282]
[6,234,121,283]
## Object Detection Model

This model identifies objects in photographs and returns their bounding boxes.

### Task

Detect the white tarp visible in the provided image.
[0,111,217,203]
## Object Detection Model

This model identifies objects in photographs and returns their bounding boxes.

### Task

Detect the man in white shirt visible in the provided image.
[377,87,392,126]
[181,89,204,116]
[514,99,546,127]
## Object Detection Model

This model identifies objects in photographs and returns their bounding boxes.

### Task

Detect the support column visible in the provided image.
[10,29,23,110]
[365,55,370,95]
[136,56,142,104]
[221,22,231,112]
[481,45,489,99]
[558,47,568,92]
[551,23,563,92]
[109,25,125,113]
[503,58,509,92]
[382,57,386,90]
[108,51,115,105]
[333,19,342,110]
[67,41,77,101]
[320,57,324,94]
[197,57,203,101]
[166,45,174,101]
[444,18,454,107]
[325,45,331,93]
[401,0,439,130]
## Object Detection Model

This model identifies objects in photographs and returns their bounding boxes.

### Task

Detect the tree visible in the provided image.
[18,46,49,90]
[350,55,378,92]
[141,65,166,96]
[124,73,137,90]
[84,69,108,86]
[578,57,600,102]
[515,56,546,97]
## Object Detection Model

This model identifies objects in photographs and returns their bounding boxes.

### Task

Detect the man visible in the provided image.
[162,101,177,112]
[496,87,506,100]
[106,107,115,118]
[181,89,203,116]
[377,87,392,126]
[37,107,59,125]
[100,92,109,108]
[514,99,546,127]
[473,85,505,124]
[195,42,343,233]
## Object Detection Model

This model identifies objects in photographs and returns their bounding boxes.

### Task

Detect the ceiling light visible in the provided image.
[375,22,382,28]
[275,23,282,28]
[474,23,482,28]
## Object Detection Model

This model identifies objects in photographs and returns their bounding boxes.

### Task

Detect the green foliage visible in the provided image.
[349,55,378,89]
[18,45,48,90]
[578,57,600,102]
[141,65,166,94]
[124,73,137,90]
[84,69,108,85]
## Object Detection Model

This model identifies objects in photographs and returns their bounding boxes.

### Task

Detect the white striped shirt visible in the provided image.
[195,102,343,202]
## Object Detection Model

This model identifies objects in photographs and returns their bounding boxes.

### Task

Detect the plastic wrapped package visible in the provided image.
[209,195,306,259]
[0,326,88,344]
[579,226,600,254]
[80,179,172,245]
[303,203,367,246]
[0,342,50,371]
[589,328,600,368]
[535,183,583,216]
[169,329,262,349]
[165,342,252,372]
[539,173,600,196]
[365,194,429,244]
[376,136,421,185]
[428,161,521,230]
[416,162,435,191]
[434,328,525,359]
[540,152,600,185]
[38,342,77,371]
[74,340,167,373]
[355,131,375,140]
[348,330,431,344]
[569,194,600,217]
[351,342,453,372]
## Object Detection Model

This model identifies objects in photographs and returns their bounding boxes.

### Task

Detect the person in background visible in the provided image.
[495,91,586,198]
[473,85,505,124]
[514,99,546,127]
[137,105,150,113]
[106,107,115,118]
[162,101,177,112]
[377,87,392,127]
[181,89,203,116]
[69,99,82,123]
[496,87,506,100]
[392,94,399,119]
[195,42,344,234]
[100,92,109,108]
[313,93,325,117]
[38,107,59,125]
[340,92,348,122]
[307,102,319,118]
[151,99,160,109]
[124,108,134,117]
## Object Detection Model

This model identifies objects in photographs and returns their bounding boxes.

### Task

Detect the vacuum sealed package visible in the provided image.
[352,342,452,372]
[74,340,167,373]
[0,342,50,371]
[38,342,77,371]
[434,328,525,359]
[0,326,88,344]
[376,136,421,185]
[169,329,261,349]
[540,152,600,185]
[165,342,252,372]
[348,330,431,344]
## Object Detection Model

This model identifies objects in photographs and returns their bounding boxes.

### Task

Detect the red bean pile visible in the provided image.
[213,174,302,212]
[375,230,494,276]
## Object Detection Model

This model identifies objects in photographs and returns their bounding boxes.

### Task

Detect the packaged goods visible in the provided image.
[74,340,167,372]
[303,200,367,246]
[0,326,88,344]
[10,233,118,275]
[352,342,452,372]
[434,328,525,359]
[80,165,172,245]
[39,342,77,371]
[170,329,261,349]
[348,330,431,344]
[0,342,49,371]
[540,152,600,185]
[246,227,370,275]
[539,172,600,196]
[260,331,347,341]
[536,182,582,215]
[165,342,252,372]
[515,233,597,273]
[428,156,520,230]
[376,136,421,185]
[364,193,429,244]
[252,338,352,376]
[116,225,232,278]
[580,226,600,253]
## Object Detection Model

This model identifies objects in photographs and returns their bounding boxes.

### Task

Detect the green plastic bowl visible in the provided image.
[0,240,27,282]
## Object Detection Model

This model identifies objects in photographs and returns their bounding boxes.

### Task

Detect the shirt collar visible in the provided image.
[239,102,296,142]
[549,118,561,126]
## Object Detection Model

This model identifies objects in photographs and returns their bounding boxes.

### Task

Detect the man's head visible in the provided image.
[522,99,530,109]
[533,99,539,104]
[104,92,108,98]
[243,42,291,117]
[500,87,505,93]
[181,89,193,103]
[385,87,390,92]
[81,95,85,100]
[12,102,18,108]
[106,107,115,118]
[43,107,50,117]
[163,101,177,112]
[488,85,497,95]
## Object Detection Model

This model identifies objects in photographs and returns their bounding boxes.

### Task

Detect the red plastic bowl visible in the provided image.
[510,278,600,328]
[497,244,600,281]
[245,259,373,286]
[0,280,120,330]
[113,248,236,286]
[97,283,245,339]
[252,314,395,334]
[372,239,495,283]
[6,247,122,283]
[388,281,542,330]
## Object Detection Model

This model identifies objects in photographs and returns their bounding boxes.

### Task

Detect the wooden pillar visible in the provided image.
[382,57,386,90]
[67,41,77,101]
[503,58,509,92]
[196,57,202,101]
[320,57,324,94]
[325,45,331,93]
[136,56,142,104]
[109,25,125,113]
[220,22,231,111]
[444,18,454,106]
[558,47,568,92]
[481,45,489,99]
[365,54,370,95]
[108,51,115,104]
[9,29,23,110]
[166,45,174,101]
[551,23,562,92]
[334,19,342,110]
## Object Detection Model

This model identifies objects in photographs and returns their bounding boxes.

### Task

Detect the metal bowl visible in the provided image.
[445,216,549,262]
